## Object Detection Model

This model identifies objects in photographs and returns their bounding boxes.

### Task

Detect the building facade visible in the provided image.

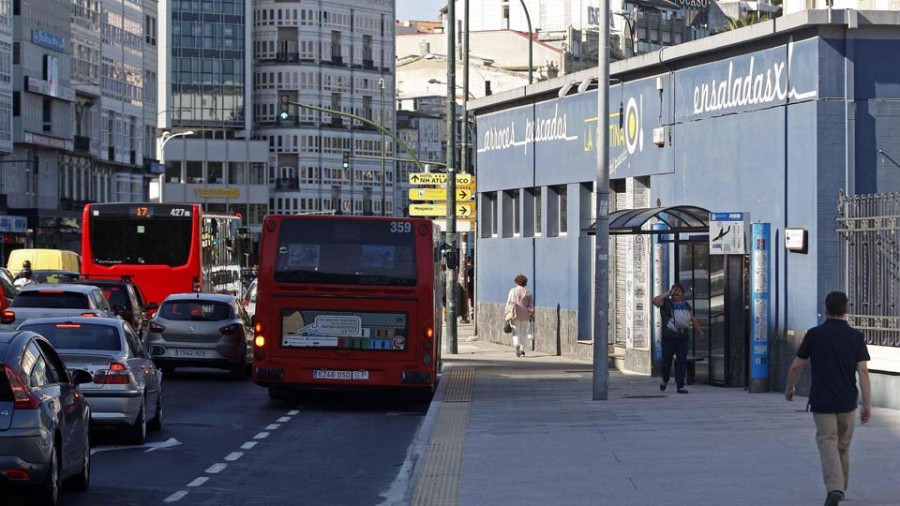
[471,10,900,409]
[253,0,396,216]
[156,0,268,239]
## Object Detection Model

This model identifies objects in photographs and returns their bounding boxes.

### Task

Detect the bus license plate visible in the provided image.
[313,370,369,381]
[173,348,209,358]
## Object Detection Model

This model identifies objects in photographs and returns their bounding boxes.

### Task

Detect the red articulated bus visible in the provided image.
[82,203,243,308]
[252,215,442,398]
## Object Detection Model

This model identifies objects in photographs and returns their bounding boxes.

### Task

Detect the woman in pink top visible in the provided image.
[505,274,534,357]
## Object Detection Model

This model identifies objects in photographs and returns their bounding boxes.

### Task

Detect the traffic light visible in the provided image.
[342,152,350,169]
[440,243,459,270]
[279,96,290,120]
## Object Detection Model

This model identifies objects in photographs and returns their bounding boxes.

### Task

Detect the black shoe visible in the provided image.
[824,491,843,506]
[659,382,667,392]
[677,387,689,394]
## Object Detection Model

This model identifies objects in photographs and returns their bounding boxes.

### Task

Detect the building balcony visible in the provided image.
[275,178,299,190]
[363,58,374,69]
[276,52,300,62]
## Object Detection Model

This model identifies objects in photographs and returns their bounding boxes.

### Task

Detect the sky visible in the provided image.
[396,0,444,21]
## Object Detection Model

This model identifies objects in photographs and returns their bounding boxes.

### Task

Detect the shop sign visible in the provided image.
[24,131,74,151]
[32,30,65,52]
[0,215,27,234]
[26,76,75,101]
[193,188,240,199]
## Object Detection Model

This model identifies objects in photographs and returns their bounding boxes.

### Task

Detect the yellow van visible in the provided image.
[6,249,81,275]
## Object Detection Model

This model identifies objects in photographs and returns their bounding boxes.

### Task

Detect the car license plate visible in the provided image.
[173,348,209,358]
[313,369,369,381]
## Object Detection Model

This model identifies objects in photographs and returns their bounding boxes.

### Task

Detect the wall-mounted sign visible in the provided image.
[24,131,73,151]
[32,30,65,53]
[193,188,240,199]
[709,212,746,255]
[45,55,59,98]
[677,0,710,8]
[25,76,75,101]
[784,227,808,253]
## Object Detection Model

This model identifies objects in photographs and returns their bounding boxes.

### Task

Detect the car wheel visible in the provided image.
[64,429,90,492]
[229,352,248,380]
[148,390,163,431]
[32,442,60,506]
[126,398,147,445]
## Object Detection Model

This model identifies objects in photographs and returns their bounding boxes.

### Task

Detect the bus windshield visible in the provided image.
[90,217,192,266]
[275,219,418,287]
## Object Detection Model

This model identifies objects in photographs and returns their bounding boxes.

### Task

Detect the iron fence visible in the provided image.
[836,191,900,348]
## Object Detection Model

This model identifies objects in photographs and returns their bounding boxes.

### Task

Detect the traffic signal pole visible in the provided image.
[445,0,459,355]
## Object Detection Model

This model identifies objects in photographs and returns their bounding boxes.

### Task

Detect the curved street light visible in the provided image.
[157,130,195,160]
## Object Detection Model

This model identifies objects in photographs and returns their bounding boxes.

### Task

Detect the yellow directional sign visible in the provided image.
[408,203,475,218]
[408,188,475,201]
[408,173,475,185]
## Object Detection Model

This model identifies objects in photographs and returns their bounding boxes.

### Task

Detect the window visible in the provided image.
[534,187,542,236]
[555,185,568,235]
[89,216,193,267]
[43,98,52,132]
[22,323,122,352]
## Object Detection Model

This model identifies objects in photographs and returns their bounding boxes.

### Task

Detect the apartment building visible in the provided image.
[253,0,396,216]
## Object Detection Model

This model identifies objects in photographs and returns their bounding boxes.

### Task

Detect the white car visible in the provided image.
[242,279,257,319]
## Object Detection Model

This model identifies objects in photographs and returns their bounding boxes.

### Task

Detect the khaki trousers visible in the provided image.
[813,411,856,493]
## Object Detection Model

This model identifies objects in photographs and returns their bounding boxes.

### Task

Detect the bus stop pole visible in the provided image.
[445,0,459,355]
[592,0,611,400]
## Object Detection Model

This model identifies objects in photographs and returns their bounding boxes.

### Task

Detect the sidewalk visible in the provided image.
[404,339,900,506]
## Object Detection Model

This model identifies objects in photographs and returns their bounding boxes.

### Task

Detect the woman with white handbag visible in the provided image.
[505,274,534,357]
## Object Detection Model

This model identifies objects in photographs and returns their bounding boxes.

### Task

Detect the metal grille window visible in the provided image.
[836,191,900,348]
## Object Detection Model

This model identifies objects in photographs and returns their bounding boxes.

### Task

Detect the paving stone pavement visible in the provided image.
[414,339,900,506]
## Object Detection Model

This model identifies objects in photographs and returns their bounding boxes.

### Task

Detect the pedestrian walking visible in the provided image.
[785,291,871,506]
[505,274,534,358]
[651,283,704,394]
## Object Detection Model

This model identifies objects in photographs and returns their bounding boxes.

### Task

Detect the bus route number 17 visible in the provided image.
[389,222,411,234]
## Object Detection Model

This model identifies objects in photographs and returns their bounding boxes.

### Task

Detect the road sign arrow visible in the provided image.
[456,189,472,201]
[90,437,183,455]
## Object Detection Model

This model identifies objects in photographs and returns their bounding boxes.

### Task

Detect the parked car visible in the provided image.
[18,317,163,444]
[0,329,93,505]
[31,270,81,285]
[0,284,115,330]
[146,294,252,379]
[6,249,81,276]
[74,278,156,337]
[241,279,257,319]
[0,267,16,296]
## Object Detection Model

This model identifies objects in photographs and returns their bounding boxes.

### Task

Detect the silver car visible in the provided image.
[0,284,115,330]
[0,330,93,505]
[147,293,253,379]
[18,317,163,445]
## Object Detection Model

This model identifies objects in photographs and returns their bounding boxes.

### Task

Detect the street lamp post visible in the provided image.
[379,78,386,216]
[158,131,195,191]
[593,0,611,401]
[518,0,533,84]
[445,0,459,355]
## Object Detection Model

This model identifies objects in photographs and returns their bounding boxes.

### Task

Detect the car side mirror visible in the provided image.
[113,304,127,315]
[146,302,159,311]
[71,369,93,385]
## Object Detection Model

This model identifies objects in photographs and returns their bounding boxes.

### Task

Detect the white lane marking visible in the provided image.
[240,441,258,450]
[206,463,227,474]
[90,437,182,455]
[224,452,243,462]
[265,423,281,430]
[254,432,270,440]
[288,409,300,415]
[187,477,208,487]
[164,491,189,503]
[277,416,291,423]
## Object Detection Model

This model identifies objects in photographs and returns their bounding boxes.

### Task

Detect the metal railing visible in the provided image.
[836,191,900,348]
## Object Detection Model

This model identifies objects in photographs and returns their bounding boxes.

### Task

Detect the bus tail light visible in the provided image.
[1,310,14,324]
[254,335,266,348]
[4,365,40,409]
[94,362,131,385]
[254,320,265,334]
[422,325,434,364]
[149,322,166,333]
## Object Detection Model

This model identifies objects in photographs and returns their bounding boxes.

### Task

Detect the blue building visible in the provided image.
[471,10,900,408]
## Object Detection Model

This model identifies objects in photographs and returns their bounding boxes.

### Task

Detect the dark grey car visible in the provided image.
[146,294,252,379]
[0,330,93,505]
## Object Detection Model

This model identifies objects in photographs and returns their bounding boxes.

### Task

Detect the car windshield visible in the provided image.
[82,284,128,308]
[11,292,90,309]
[90,216,193,267]
[32,271,80,284]
[275,219,418,287]
[20,323,121,351]
[159,300,231,321]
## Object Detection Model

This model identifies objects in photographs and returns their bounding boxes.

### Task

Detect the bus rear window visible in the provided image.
[11,292,91,309]
[90,217,192,267]
[275,220,418,287]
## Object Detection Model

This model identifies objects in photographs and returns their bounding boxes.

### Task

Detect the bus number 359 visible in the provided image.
[390,222,412,233]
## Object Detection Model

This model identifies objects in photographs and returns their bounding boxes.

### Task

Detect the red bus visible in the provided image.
[82,203,243,308]
[252,215,442,398]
